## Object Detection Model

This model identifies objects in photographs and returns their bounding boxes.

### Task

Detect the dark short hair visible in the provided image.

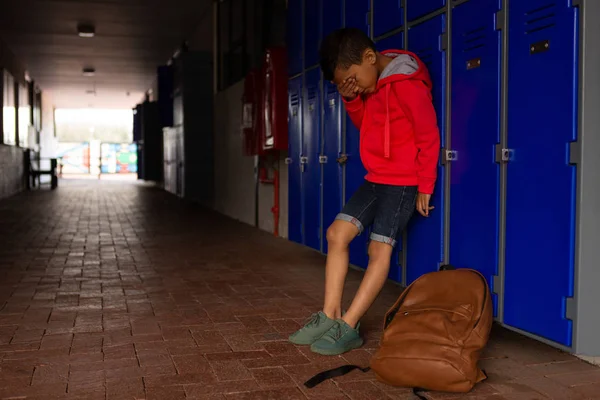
[319,28,376,81]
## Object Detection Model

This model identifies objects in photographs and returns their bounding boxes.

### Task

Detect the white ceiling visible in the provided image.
[0,0,213,109]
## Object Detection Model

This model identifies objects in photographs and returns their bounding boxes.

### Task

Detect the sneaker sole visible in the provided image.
[309,338,364,356]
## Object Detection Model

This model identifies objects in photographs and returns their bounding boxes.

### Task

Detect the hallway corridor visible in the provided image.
[0,181,599,400]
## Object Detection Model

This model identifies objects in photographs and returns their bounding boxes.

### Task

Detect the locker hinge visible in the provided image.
[365,11,371,26]
[571,0,582,8]
[569,141,581,165]
[284,157,293,165]
[492,275,502,295]
[494,144,513,164]
[440,148,457,165]
[440,32,449,51]
[495,9,505,31]
[565,297,576,321]
[319,155,328,164]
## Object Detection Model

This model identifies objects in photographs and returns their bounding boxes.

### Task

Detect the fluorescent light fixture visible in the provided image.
[82,68,95,77]
[78,24,95,38]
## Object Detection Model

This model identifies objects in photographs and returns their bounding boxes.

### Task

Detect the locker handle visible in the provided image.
[336,154,348,165]
[300,156,308,164]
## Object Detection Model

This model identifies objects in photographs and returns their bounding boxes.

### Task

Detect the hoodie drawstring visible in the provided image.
[384,85,391,159]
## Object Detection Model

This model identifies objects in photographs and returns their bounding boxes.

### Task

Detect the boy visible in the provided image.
[289,28,440,355]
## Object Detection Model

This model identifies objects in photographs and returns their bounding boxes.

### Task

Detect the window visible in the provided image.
[18,82,30,148]
[3,71,16,146]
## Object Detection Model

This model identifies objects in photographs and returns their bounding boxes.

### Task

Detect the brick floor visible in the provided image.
[0,180,599,399]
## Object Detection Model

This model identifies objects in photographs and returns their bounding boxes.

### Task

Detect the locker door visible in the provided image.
[302,69,323,251]
[373,0,404,37]
[322,82,343,255]
[450,0,501,316]
[345,0,370,34]
[287,0,303,75]
[505,0,578,346]
[375,31,404,51]
[406,0,445,22]
[322,0,343,39]
[406,15,446,284]
[288,77,304,244]
[305,0,321,69]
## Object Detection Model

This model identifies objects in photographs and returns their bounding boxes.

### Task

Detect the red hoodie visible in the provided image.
[343,50,440,194]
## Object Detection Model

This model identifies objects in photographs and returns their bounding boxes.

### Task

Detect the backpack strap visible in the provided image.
[303,365,371,388]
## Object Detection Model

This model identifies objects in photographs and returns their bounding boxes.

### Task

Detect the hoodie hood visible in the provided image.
[374,50,432,158]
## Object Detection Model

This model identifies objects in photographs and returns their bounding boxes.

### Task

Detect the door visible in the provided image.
[375,31,404,51]
[322,81,344,255]
[322,0,343,39]
[407,0,445,22]
[288,77,304,244]
[304,0,321,69]
[287,0,303,75]
[504,0,578,346]
[302,69,323,251]
[373,0,404,37]
[345,0,370,35]
[406,15,446,284]
[450,0,501,316]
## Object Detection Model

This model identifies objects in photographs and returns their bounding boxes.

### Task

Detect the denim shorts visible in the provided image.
[336,181,418,247]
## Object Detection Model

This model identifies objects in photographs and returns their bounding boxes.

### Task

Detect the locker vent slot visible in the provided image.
[524,3,556,34]
[307,86,317,103]
[290,92,300,108]
[415,47,434,67]
[462,27,486,53]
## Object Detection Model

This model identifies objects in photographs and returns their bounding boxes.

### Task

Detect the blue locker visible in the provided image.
[504,0,578,346]
[345,0,370,34]
[305,0,321,69]
[373,0,404,37]
[375,31,404,51]
[407,0,445,22]
[406,15,446,284]
[302,69,323,251]
[287,0,303,75]
[322,82,343,255]
[449,0,501,316]
[288,77,304,244]
[322,0,343,39]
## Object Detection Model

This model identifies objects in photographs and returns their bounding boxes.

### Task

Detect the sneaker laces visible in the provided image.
[322,323,343,342]
[301,313,322,329]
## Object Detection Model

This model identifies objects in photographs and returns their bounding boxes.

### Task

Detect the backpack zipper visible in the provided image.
[384,270,489,330]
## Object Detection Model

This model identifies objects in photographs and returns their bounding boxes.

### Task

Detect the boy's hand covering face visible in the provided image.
[337,77,364,100]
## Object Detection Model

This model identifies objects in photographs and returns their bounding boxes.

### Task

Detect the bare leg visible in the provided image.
[342,241,393,328]
[322,220,359,320]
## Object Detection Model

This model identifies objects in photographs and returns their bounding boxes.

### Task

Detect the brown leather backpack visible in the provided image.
[304,266,493,396]
[370,267,493,393]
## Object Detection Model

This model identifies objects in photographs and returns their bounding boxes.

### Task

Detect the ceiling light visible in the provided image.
[78,24,95,38]
[82,67,95,77]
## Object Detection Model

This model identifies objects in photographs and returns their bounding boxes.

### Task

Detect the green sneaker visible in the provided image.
[289,312,337,345]
[310,319,363,356]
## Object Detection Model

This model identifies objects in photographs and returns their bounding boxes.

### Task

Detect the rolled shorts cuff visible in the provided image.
[369,233,397,247]
[335,213,364,234]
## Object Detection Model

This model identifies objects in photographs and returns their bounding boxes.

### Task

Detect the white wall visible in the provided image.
[213,79,289,237]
